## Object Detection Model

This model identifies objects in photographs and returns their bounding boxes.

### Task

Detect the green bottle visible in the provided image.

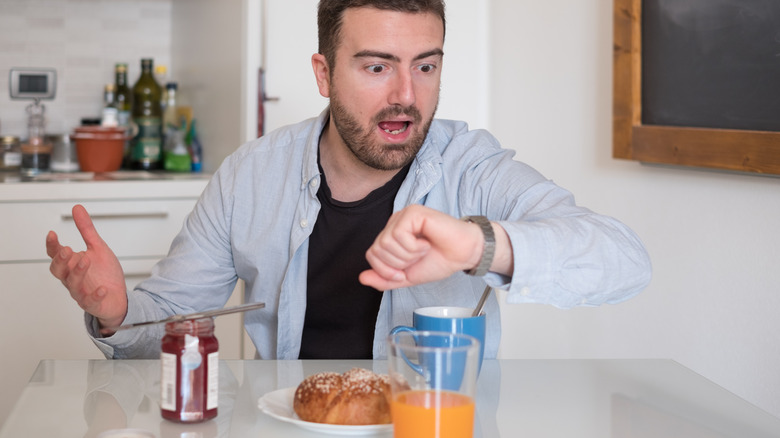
[114,63,132,167]
[130,58,162,170]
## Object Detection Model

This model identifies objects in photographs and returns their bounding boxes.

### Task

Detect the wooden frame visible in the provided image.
[612,0,780,176]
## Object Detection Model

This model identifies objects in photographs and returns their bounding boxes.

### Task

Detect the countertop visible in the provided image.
[0,171,210,201]
[2,359,779,438]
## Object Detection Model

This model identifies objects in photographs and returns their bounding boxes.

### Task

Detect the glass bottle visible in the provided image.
[156,64,169,114]
[101,83,118,127]
[164,124,192,172]
[114,63,132,126]
[160,317,219,423]
[0,136,22,172]
[20,101,53,176]
[114,63,132,168]
[130,58,163,170]
[186,119,203,172]
[162,82,178,145]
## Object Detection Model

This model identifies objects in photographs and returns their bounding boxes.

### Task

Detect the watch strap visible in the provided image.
[461,215,495,276]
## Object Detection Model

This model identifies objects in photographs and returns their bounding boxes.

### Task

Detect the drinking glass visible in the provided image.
[390,306,486,374]
[387,331,480,438]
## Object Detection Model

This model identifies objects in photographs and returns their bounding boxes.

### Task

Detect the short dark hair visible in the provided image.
[317,0,446,69]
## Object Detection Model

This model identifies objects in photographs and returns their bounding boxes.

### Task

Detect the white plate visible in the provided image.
[257,387,393,436]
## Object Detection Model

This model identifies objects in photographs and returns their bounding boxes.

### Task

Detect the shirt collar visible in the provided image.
[301,108,330,191]
[301,109,445,198]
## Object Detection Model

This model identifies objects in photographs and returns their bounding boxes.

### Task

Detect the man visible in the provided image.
[47,0,651,360]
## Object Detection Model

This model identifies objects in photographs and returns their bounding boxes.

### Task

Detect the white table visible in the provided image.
[1,359,778,437]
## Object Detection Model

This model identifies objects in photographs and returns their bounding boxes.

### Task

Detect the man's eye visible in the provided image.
[418,64,436,73]
[367,65,386,73]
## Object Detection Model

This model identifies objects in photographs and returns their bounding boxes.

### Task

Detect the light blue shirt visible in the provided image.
[88,110,651,359]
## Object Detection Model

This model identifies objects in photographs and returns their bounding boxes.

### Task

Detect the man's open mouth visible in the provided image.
[379,121,410,135]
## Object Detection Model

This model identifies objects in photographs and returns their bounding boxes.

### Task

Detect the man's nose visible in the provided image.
[388,69,416,107]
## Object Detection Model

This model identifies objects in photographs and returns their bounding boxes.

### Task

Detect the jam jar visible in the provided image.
[160,317,219,423]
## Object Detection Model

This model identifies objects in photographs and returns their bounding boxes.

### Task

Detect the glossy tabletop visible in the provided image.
[1,359,778,437]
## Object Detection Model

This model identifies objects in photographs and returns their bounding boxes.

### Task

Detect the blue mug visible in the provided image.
[388,330,481,393]
[390,306,486,374]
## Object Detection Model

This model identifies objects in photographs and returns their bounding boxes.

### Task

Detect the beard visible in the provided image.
[329,91,436,171]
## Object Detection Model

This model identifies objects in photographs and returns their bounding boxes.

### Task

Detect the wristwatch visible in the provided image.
[461,215,495,276]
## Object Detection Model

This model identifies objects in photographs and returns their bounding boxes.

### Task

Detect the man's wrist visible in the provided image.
[461,215,495,276]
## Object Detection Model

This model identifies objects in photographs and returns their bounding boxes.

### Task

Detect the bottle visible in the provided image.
[101,83,119,127]
[114,63,132,126]
[160,317,219,423]
[164,120,191,172]
[114,63,133,168]
[131,58,163,170]
[20,101,53,176]
[156,64,169,113]
[186,119,203,172]
[162,82,179,145]
[0,136,22,172]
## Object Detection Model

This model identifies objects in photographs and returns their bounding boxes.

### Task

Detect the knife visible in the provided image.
[103,301,266,333]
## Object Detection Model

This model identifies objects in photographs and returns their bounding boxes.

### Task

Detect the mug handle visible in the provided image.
[389,326,424,377]
[390,325,415,336]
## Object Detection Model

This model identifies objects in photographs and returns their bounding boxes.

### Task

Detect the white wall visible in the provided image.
[489,0,780,419]
[0,0,173,139]
[258,0,490,136]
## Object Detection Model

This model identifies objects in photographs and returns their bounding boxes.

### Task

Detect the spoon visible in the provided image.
[472,285,492,317]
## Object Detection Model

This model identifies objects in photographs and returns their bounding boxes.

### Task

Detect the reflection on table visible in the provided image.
[1,359,778,437]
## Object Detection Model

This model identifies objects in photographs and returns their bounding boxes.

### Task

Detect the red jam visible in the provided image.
[160,317,219,423]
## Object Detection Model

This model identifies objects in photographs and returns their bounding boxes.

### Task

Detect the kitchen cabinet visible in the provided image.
[0,175,250,426]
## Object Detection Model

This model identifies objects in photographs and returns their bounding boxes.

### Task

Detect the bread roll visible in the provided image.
[293,368,392,425]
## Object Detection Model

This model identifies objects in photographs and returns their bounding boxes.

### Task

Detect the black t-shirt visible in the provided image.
[299,161,411,359]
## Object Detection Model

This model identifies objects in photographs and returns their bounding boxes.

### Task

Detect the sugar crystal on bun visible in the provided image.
[293,368,392,425]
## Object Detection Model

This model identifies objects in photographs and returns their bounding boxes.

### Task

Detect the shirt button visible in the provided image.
[300,219,308,228]
[520,286,531,296]
[310,178,318,188]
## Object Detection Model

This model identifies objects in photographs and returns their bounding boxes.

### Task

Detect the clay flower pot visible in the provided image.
[71,126,131,172]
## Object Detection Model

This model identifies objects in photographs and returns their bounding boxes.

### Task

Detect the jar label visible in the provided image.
[3,152,21,167]
[207,352,219,410]
[160,352,177,411]
[132,116,162,161]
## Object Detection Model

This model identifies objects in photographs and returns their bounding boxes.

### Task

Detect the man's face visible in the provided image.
[323,7,444,171]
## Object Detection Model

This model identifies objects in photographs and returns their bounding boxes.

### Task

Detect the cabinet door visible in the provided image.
[261,0,326,133]
[0,263,104,424]
[0,200,197,262]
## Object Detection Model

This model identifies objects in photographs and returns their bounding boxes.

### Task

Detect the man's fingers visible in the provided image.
[358,269,409,291]
[45,230,61,258]
[71,204,104,249]
[49,245,73,281]
[364,251,406,282]
[62,255,92,301]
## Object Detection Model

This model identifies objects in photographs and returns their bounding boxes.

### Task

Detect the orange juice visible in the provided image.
[391,390,475,438]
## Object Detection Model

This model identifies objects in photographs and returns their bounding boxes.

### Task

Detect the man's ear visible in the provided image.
[311,53,331,98]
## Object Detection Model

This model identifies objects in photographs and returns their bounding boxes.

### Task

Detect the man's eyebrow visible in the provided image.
[353,48,444,62]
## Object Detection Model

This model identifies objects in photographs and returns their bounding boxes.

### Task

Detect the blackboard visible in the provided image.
[641,0,780,132]
[613,0,780,176]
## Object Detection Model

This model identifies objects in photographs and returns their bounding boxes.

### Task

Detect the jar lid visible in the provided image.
[1,135,20,144]
[165,317,215,335]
